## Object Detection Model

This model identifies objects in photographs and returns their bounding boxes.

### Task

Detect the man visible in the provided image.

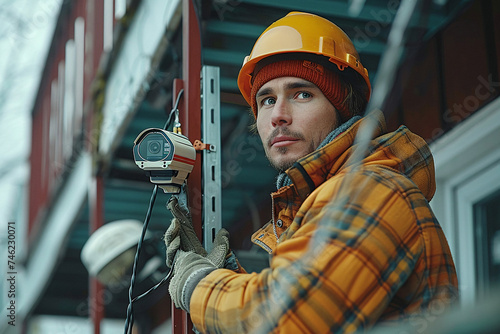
[166,11,458,333]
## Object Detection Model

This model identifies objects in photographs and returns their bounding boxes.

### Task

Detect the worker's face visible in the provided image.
[256,77,340,171]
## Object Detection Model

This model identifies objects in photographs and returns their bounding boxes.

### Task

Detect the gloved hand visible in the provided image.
[164,195,207,267]
[169,229,231,312]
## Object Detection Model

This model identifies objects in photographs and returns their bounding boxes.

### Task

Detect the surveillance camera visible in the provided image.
[133,128,196,193]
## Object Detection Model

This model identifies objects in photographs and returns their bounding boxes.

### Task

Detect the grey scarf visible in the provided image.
[276,115,361,189]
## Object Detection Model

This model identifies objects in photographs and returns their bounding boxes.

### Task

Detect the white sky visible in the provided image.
[0,0,62,223]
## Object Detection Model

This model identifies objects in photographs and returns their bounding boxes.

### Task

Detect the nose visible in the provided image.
[271,99,292,127]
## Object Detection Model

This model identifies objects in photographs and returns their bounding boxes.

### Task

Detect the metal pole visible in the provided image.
[171,79,188,334]
[181,0,202,237]
[201,66,222,252]
[87,0,106,332]
[89,176,105,334]
[171,1,202,333]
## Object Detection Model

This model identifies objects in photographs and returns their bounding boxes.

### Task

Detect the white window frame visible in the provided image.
[430,97,500,306]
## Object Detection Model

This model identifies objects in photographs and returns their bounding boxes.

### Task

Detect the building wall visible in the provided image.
[385,0,500,142]
[383,0,500,305]
[28,0,106,240]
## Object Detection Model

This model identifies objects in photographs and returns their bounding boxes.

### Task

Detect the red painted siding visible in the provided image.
[28,0,107,240]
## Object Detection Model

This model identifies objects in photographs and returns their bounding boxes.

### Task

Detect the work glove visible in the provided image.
[169,229,231,312]
[164,195,207,268]
[165,195,241,271]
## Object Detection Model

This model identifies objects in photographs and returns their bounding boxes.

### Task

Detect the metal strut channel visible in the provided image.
[201,66,222,252]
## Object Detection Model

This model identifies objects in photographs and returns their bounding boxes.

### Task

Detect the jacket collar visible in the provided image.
[286,110,386,201]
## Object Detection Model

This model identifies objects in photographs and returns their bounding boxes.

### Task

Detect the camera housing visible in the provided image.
[133,128,196,193]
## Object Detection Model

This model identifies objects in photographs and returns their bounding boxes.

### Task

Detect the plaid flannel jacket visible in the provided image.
[190,111,458,333]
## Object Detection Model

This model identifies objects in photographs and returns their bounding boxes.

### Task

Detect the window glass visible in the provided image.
[474,189,500,297]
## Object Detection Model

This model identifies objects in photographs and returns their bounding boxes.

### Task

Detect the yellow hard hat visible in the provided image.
[237,12,371,106]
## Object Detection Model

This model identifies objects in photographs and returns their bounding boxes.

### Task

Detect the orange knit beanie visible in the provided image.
[250,59,350,121]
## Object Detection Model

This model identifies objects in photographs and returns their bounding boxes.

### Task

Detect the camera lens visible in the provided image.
[147,140,163,158]
[148,141,161,154]
[137,132,171,161]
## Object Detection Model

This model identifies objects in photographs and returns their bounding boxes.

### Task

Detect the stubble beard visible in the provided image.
[264,120,340,172]
[267,146,292,172]
[267,145,315,172]
[265,130,316,172]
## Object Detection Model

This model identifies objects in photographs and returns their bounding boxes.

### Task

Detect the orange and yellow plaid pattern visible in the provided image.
[190,111,458,333]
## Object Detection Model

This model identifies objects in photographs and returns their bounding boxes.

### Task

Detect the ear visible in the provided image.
[248,108,259,134]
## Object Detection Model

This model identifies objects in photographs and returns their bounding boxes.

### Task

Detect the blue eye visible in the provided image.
[262,97,276,106]
[296,92,312,99]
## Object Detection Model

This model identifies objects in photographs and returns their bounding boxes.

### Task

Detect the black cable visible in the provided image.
[124,184,159,334]
[123,87,184,334]
[130,266,174,304]
[164,89,184,130]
